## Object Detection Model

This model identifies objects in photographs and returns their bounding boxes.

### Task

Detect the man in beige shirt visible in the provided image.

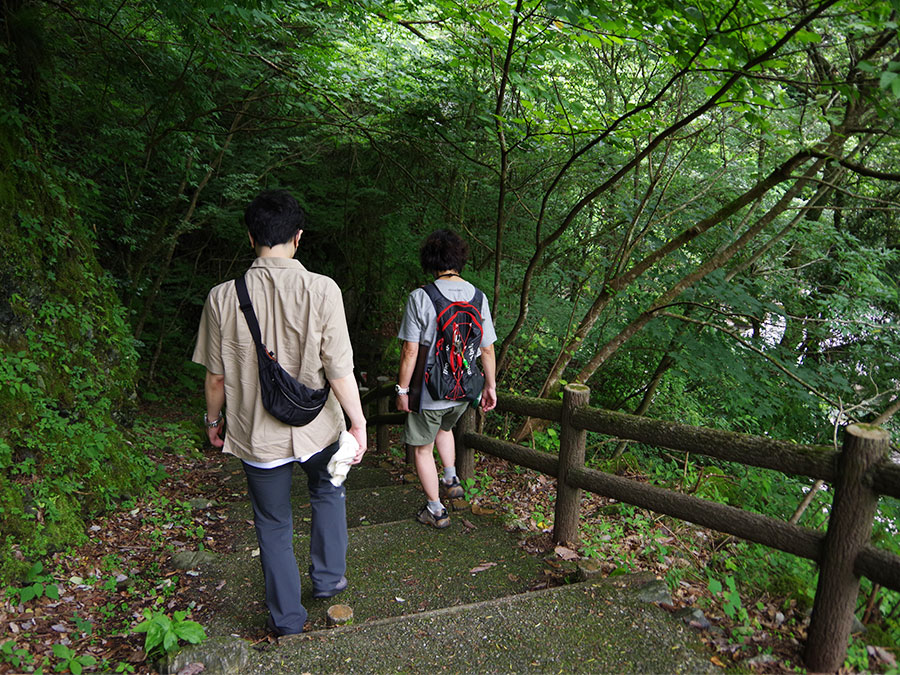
[193,190,366,636]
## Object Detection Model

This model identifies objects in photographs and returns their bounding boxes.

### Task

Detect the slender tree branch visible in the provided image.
[806,151,900,181]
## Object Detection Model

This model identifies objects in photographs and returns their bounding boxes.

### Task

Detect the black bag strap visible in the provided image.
[234,274,271,360]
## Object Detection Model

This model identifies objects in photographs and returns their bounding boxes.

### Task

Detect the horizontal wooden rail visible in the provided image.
[856,544,900,592]
[367,412,406,426]
[872,462,900,500]
[361,380,394,406]
[463,433,559,478]
[493,393,900,501]
[496,392,562,423]
[570,407,837,482]
[567,466,823,561]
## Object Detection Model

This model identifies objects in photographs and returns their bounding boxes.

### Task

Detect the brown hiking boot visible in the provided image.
[417,505,450,529]
[440,477,464,500]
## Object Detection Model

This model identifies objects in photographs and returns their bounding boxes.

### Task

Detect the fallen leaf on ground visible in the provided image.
[470,562,497,574]
[554,545,579,560]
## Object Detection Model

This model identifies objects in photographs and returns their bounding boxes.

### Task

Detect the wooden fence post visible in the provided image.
[455,407,476,482]
[553,383,590,545]
[376,376,390,454]
[805,424,890,672]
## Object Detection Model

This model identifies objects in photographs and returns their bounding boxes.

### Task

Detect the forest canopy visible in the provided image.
[1,0,899,577]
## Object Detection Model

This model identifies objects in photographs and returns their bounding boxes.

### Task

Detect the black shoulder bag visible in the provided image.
[234,274,330,426]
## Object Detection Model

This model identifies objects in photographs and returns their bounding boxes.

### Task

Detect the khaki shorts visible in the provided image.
[403,403,469,446]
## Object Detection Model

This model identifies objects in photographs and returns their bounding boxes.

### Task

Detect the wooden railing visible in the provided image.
[361,379,900,672]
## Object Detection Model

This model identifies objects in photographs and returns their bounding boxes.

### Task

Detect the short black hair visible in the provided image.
[420,229,469,275]
[244,190,305,248]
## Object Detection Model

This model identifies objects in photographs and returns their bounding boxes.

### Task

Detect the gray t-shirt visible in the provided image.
[398,279,497,410]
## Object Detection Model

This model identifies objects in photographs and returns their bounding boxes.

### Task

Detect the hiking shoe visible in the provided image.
[312,575,348,599]
[440,477,464,500]
[417,505,450,529]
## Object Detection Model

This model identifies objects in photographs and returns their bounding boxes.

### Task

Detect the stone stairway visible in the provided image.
[171,455,715,673]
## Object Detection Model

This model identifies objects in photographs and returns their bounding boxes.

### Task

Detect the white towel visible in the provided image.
[327,431,359,487]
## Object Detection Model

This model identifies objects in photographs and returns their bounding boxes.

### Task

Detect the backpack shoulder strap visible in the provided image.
[234,275,265,351]
[422,282,445,309]
[469,288,484,315]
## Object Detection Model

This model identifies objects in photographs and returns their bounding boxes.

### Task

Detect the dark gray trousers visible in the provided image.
[242,439,347,634]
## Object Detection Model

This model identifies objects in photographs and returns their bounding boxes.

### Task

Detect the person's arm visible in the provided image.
[396,340,419,413]
[479,344,497,412]
[204,370,226,448]
[329,373,368,464]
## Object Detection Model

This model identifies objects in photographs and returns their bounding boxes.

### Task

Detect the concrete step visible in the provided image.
[242,575,714,674]
[198,509,546,637]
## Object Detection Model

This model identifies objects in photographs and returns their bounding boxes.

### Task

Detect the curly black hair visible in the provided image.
[419,229,469,275]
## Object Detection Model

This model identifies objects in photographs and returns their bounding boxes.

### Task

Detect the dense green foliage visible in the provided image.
[0,53,167,581]
[1,0,899,665]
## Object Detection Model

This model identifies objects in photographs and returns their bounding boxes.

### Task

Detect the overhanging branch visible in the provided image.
[807,151,900,182]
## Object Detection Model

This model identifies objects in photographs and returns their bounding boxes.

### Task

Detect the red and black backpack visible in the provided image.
[422,282,485,403]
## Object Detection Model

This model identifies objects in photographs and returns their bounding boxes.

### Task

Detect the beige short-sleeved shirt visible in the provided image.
[192,257,354,463]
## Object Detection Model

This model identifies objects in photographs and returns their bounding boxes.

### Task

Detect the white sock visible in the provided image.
[428,500,445,515]
[443,467,457,484]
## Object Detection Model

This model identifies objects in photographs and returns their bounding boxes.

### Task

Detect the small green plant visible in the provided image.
[51,644,97,674]
[6,561,60,604]
[461,470,492,502]
[461,477,478,500]
[1,640,33,670]
[843,636,869,671]
[532,428,559,453]
[72,612,93,638]
[133,609,206,659]
[531,507,551,531]
[708,575,749,623]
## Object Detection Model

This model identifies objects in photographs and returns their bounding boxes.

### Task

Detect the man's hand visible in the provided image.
[204,371,226,448]
[478,344,497,412]
[395,340,418,414]
[348,424,367,465]
[329,374,368,464]
[207,425,225,448]
[481,385,497,412]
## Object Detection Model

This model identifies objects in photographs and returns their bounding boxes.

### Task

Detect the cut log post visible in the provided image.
[376,376,390,454]
[455,407,476,482]
[554,384,590,544]
[805,424,890,672]
[326,604,353,627]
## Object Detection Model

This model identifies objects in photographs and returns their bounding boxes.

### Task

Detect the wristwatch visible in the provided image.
[204,412,223,428]
[395,384,410,395]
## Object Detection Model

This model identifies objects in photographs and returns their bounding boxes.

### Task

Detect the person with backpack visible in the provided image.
[395,229,497,528]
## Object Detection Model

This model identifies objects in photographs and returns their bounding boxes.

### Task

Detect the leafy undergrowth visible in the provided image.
[0,407,239,675]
